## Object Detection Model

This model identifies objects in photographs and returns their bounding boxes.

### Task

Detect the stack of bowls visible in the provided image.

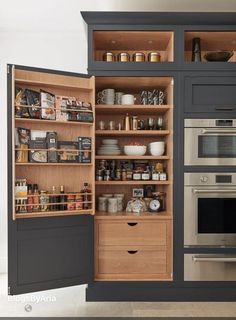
[97,139,121,155]
[149,141,165,156]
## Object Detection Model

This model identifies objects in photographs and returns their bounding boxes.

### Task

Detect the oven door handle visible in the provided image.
[201,128,236,134]
[193,257,236,263]
[193,189,236,194]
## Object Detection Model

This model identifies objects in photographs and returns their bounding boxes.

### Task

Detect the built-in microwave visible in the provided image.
[184,119,236,166]
[184,173,236,247]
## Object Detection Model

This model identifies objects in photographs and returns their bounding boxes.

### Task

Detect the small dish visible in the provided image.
[204,51,234,62]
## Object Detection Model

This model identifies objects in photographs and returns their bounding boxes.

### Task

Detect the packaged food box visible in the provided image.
[41,90,56,120]
[77,137,91,163]
[29,140,47,163]
[46,132,58,163]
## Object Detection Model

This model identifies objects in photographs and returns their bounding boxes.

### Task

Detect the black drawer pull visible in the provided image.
[127,250,138,254]
[127,222,138,226]
[215,107,234,111]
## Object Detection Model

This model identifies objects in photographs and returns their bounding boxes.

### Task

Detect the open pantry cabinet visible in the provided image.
[8,65,173,294]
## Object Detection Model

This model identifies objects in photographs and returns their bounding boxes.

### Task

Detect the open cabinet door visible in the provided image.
[8,65,95,295]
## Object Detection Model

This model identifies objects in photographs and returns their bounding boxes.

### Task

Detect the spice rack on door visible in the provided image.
[12,67,95,220]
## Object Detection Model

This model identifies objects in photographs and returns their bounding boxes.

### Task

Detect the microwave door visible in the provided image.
[185,127,236,165]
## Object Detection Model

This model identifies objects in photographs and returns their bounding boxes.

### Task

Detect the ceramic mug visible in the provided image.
[121,94,136,105]
[115,92,124,105]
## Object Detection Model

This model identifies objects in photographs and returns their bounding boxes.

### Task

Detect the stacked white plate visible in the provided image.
[97,139,121,155]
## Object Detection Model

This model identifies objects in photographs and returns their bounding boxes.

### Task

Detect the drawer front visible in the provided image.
[98,248,167,275]
[185,254,236,281]
[184,75,236,113]
[96,221,168,246]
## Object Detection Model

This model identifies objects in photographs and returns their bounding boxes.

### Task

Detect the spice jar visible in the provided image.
[117,52,130,62]
[108,198,118,213]
[98,197,108,212]
[133,170,141,180]
[67,194,75,211]
[148,52,161,62]
[103,52,115,62]
[40,190,49,212]
[142,171,150,180]
[75,194,83,210]
[159,172,167,181]
[133,52,145,62]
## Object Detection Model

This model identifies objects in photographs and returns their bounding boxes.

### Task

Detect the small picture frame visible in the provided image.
[132,188,144,198]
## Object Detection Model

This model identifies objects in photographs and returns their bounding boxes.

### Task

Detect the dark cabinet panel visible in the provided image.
[184,75,236,113]
[9,215,93,294]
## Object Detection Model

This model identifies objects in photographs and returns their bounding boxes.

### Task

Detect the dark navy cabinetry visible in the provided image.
[8,12,236,301]
[82,11,236,301]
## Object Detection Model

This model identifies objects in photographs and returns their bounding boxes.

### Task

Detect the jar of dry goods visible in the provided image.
[108,198,118,213]
[117,52,130,62]
[148,52,161,62]
[133,52,145,62]
[114,194,124,212]
[98,197,108,212]
[103,52,115,62]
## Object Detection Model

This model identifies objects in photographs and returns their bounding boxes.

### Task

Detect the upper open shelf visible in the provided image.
[185,31,236,63]
[93,31,174,63]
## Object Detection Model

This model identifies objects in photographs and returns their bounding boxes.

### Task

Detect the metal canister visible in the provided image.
[40,190,49,212]
[103,52,115,62]
[67,194,75,211]
[133,52,145,62]
[148,52,161,62]
[117,52,130,62]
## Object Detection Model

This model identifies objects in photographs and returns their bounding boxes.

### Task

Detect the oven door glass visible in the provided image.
[198,198,236,233]
[198,135,236,158]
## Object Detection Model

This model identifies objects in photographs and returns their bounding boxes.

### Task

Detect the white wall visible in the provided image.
[1,0,236,273]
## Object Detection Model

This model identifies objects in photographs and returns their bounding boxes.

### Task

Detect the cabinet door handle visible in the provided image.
[127,250,138,254]
[215,107,234,111]
[127,222,138,226]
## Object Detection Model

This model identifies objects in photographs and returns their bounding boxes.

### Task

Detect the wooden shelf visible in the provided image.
[95,211,172,219]
[95,180,170,185]
[16,163,92,166]
[95,130,169,136]
[95,155,169,160]
[95,105,172,115]
[15,209,94,219]
[15,118,93,126]
[15,78,93,91]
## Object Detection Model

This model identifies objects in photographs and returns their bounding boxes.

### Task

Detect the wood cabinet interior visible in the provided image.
[185,31,236,62]
[93,31,174,62]
[13,68,95,219]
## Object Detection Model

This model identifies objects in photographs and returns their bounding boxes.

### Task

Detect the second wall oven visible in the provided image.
[184,173,236,247]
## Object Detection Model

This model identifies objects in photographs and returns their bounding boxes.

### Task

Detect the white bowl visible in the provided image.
[149,141,165,147]
[124,145,147,156]
[149,149,164,156]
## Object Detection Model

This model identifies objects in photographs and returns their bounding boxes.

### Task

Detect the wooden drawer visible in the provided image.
[96,247,171,280]
[96,220,169,246]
